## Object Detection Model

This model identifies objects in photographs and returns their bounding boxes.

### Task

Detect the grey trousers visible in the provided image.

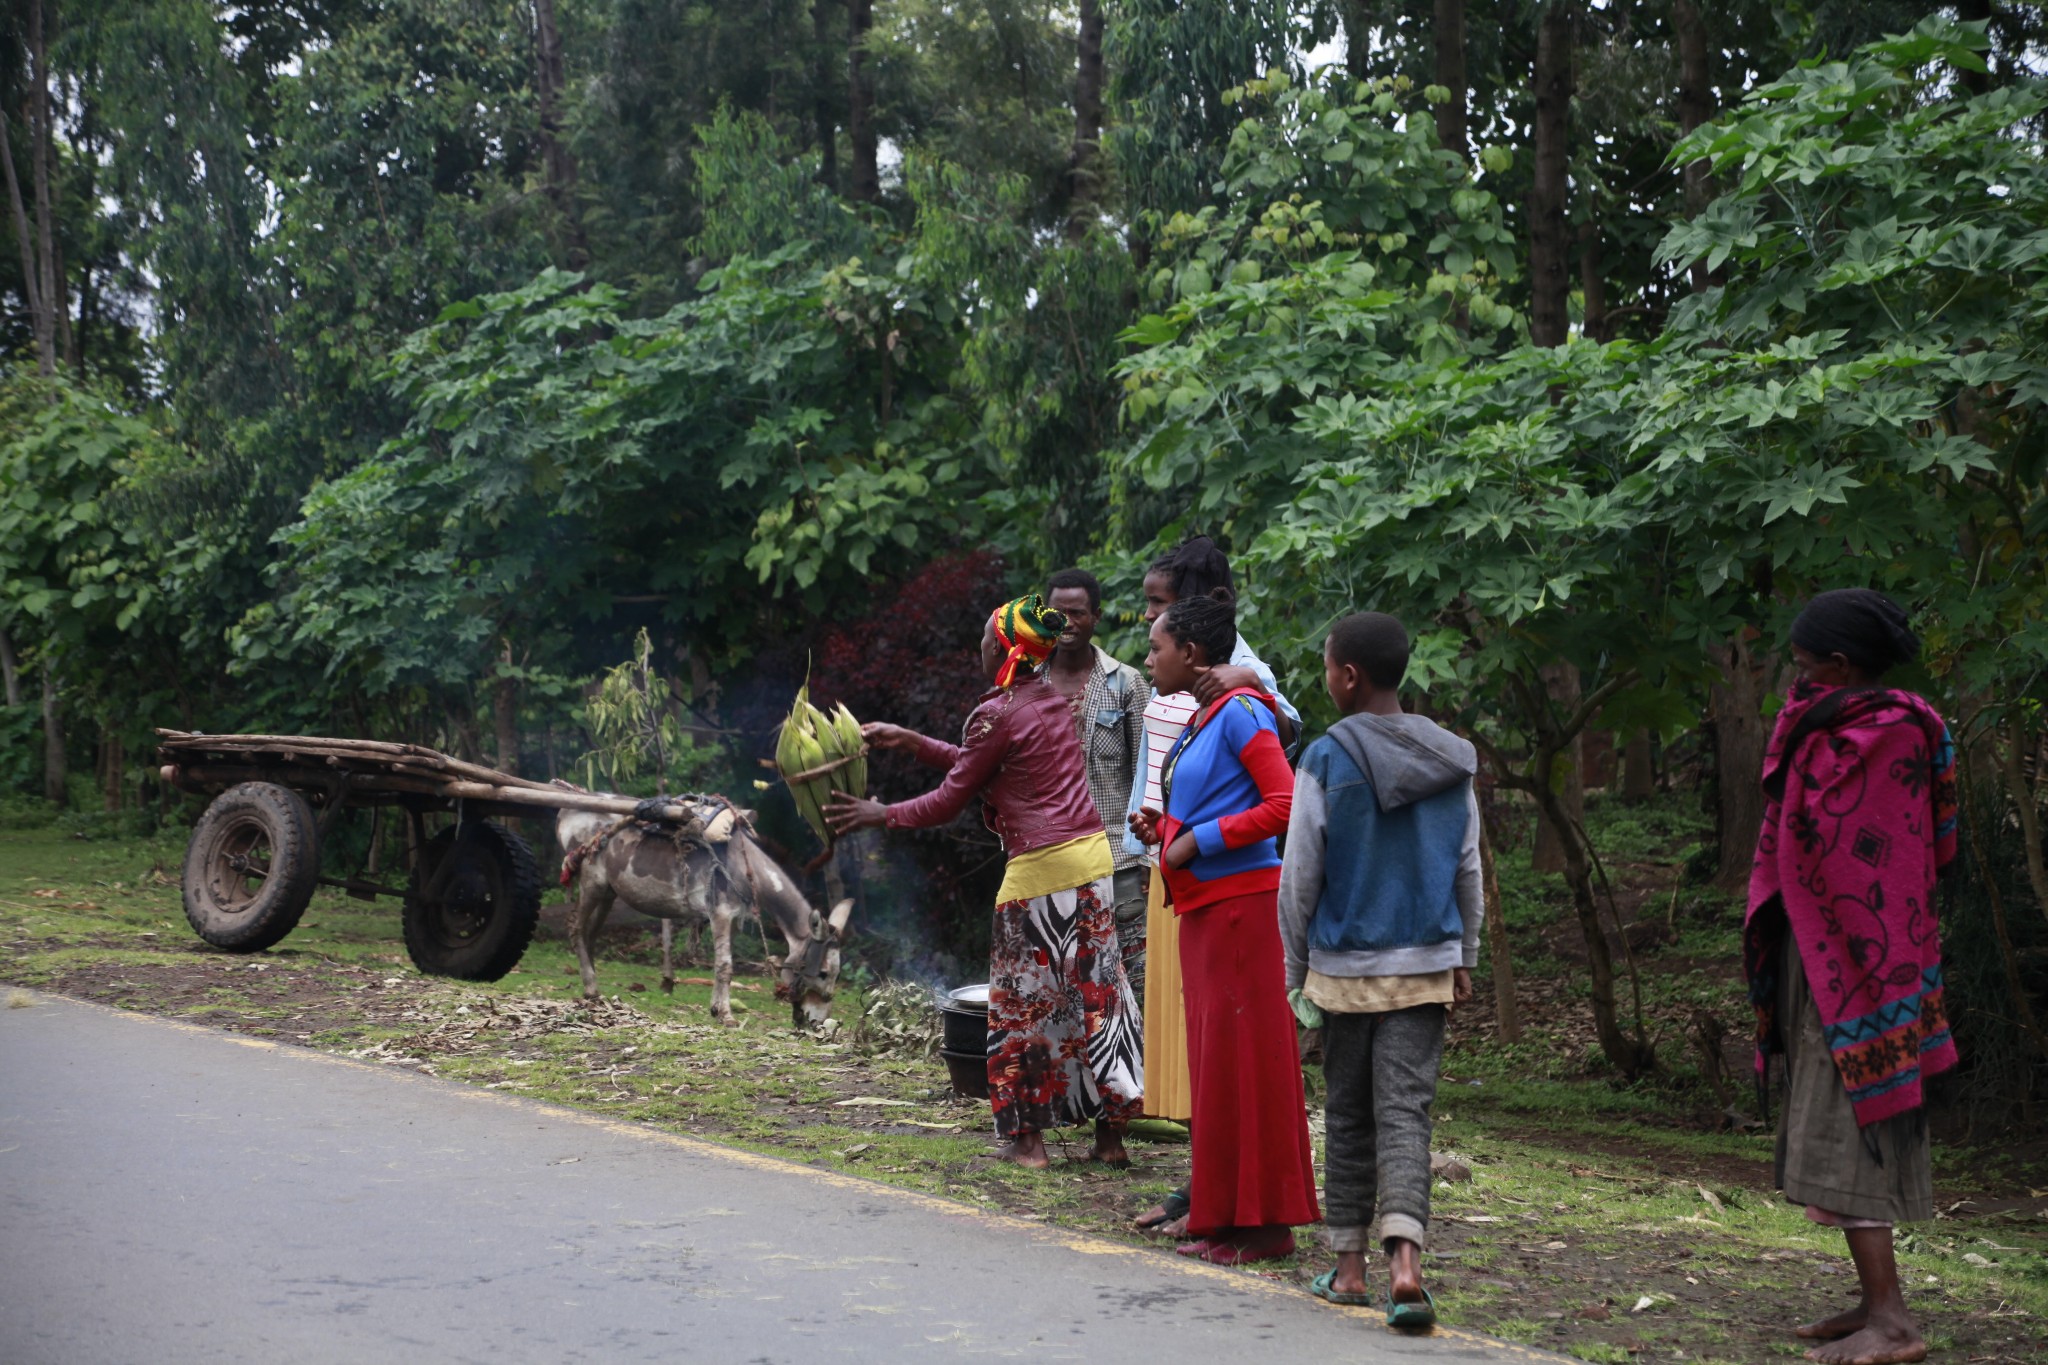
[1322,1003,1446,1252]
[1110,866,1148,1009]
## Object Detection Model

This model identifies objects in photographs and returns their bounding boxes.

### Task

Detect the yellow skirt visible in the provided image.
[1140,868,1192,1120]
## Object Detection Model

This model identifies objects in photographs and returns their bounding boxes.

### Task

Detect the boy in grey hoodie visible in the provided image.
[1278,611,1482,1326]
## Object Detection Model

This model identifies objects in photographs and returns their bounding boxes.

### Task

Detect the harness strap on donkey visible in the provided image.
[559,793,772,952]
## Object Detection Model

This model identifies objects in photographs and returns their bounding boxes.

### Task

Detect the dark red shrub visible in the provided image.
[811,549,1013,975]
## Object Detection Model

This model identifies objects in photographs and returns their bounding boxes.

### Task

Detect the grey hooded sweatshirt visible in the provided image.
[1278,712,1484,989]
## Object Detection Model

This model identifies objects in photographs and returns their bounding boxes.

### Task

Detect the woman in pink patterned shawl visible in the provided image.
[1745,588,1958,1365]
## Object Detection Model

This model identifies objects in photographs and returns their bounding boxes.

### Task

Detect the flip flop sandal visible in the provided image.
[1386,1288,1438,1330]
[1133,1188,1190,1229]
[1309,1268,1374,1307]
[1193,1230,1295,1266]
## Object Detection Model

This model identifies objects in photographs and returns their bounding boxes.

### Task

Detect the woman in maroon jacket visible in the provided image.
[827,594,1143,1169]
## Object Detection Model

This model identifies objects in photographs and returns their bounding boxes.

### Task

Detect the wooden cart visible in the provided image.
[156,731,686,981]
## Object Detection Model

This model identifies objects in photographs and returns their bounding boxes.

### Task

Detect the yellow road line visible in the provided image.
[15,988,1562,1360]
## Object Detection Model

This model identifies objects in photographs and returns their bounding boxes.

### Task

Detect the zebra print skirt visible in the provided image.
[985,874,1145,1139]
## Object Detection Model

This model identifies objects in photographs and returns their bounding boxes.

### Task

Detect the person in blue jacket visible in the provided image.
[1278,611,1481,1328]
[1130,589,1318,1265]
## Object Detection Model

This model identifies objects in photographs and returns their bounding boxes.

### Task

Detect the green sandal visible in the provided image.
[1133,1187,1190,1231]
[1386,1288,1438,1330]
[1308,1268,1374,1308]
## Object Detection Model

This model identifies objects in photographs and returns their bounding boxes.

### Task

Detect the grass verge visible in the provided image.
[3,821,2042,1363]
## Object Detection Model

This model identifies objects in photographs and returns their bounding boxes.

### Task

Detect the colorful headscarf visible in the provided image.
[989,593,1066,689]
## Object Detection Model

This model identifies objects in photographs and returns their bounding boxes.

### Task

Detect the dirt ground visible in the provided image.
[4,821,2044,1364]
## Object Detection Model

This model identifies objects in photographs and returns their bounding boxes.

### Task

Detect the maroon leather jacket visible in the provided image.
[884,676,1105,857]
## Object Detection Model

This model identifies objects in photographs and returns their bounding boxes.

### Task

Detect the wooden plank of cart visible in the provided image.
[156,730,696,981]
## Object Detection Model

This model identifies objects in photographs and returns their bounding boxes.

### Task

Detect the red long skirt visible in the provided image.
[1179,890,1321,1237]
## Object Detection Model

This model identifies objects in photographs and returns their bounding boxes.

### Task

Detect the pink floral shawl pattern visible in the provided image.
[1743,680,1959,1127]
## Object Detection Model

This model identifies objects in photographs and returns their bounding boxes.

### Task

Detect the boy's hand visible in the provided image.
[1127,807,1164,847]
[1162,831,1199,869]
[1193,664,1262,704]
[1450,967,1473,1012]
[1287,987,1325,1030]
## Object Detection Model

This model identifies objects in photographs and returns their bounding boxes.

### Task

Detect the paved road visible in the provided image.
[0,991,1557,1364]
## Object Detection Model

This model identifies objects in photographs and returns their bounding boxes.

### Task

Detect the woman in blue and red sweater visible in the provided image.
[1131,589,1319,1264]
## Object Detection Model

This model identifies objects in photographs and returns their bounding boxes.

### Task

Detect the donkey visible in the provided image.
[559,805,698,990]
[555,797,850,1030]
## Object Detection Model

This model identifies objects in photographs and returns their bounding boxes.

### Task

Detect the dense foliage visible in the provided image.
[2,2,2043,1114]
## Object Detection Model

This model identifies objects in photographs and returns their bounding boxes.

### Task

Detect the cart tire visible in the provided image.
[182,782,321,953]
[402,822,539,981]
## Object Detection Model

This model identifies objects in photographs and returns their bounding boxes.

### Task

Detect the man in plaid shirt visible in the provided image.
[1045,568,1154,1002]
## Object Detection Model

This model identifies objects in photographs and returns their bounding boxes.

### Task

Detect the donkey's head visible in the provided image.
[781,896,853,1032]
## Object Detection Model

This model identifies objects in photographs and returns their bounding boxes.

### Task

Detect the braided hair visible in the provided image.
[1161,587,1238,666]
[1150,534,1234,603]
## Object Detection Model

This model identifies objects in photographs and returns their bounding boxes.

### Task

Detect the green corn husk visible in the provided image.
[776,684,866,848]
[832,702,867,798]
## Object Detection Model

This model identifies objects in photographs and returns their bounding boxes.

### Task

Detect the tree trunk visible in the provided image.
[812,0,839,191]
[1996,722,2048,930]
[1528,0,1573,348]
[41,659,65,806]
[494,677,520,777]
[0,15,57,380]
[0,116,48,373]
[449,700,482,765]
[1479,807,1520,1043]
[1953,0,1994,95]
[847,0,878,202]
[1671,0,1714,293]
[1578,216,1606,342]
[0,625,20,707]
[1433,0,1468,161]
[531,0,588,269]
[1338,1,1372,82]
[52,227,73,367]
[1531,663,1586,873]
[27,0,58,375]
[101,725,122,812]
[1956,748,2048,1068]
[1709,633,1774,894]
[1528,750,1651,1077]
[1064,0,1105,239]
[1622,728,1655,801]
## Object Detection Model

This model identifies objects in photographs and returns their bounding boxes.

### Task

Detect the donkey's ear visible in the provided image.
[826,898,855,941]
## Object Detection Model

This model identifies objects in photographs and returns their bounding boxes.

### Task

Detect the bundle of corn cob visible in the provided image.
[776,685,867,847]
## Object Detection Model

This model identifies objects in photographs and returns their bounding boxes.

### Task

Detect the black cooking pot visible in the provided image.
[939,1048,990,1099]
[937,983,989,1056]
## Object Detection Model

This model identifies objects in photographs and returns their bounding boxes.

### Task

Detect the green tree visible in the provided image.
[0,369,169,802]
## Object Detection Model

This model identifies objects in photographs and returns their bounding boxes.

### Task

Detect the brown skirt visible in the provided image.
[1775,938,1933,1224]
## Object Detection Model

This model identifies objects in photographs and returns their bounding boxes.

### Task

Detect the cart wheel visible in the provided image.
[402,822,539,981]
[182,782,321,953]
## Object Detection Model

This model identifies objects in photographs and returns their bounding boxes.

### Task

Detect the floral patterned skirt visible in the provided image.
[986,874,1145,1139]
